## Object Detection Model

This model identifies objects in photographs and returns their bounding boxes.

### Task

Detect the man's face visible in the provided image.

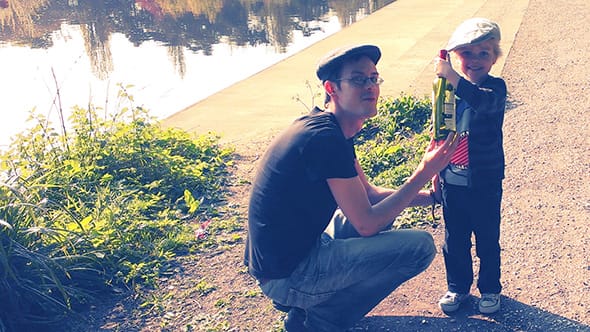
[331,56,380,119]
[454,39,498,85]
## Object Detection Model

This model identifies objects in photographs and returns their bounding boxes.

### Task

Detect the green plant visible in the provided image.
[195,279,216,296]
[0,84,235,331]
[356,94,431,144]
[214,298,230,307]
[243,289,260,297]
[0,177,100,330]
[355,94,436,228]
[356,95,431,184]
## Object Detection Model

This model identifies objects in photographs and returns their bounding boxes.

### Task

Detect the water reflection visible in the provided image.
[1,0,394,78]
[0,0,394,147]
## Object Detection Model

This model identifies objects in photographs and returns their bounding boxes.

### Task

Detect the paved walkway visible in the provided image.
[163,0,529,145]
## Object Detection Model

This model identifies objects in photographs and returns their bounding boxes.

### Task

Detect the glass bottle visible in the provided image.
[432,49,456,140]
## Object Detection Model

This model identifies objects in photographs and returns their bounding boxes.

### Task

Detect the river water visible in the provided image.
[0,0,395,149]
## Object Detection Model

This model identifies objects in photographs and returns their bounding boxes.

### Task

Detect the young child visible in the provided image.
[432,17,507,314]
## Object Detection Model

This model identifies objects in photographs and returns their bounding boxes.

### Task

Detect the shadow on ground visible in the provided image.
[353,296,589,332]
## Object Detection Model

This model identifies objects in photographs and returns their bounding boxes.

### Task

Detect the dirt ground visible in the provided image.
[67,0,590,331]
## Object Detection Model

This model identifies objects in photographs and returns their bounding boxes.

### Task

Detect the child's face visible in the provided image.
[454,39,498,85]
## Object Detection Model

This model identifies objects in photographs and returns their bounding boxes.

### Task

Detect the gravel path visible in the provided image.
[363,1,590,331]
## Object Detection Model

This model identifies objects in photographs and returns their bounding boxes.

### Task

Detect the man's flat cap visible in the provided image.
[446,18,501,51]
[316,44,381,81]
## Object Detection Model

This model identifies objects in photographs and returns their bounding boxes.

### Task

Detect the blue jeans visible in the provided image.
[260,210,435,331]
[441,183,503,294]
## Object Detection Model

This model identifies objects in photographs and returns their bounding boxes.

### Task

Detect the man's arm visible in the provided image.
[327,134,457,237]
[355,161,433,207]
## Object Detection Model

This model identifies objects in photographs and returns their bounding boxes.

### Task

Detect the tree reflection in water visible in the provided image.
[0,0,395,79]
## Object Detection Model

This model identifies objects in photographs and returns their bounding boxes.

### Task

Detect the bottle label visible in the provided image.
[443,91,456,131]
[432,81,456,139]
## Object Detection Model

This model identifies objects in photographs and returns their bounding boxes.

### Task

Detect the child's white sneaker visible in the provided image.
[479,293,501,314]
[438,291,469,312]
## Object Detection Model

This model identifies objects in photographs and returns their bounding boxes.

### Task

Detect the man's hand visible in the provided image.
[421,133,458,177]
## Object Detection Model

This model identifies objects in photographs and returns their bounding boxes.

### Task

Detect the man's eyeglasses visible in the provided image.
[335,76,384,88]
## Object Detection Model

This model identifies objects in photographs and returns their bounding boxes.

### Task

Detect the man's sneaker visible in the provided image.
[479,293,501,314]
[438,291,469,312]
[284,307,307,332]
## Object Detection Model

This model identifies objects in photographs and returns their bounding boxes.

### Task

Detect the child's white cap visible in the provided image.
[446,18,501,51]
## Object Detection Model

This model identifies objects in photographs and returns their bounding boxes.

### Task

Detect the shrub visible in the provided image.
[0,86,234,330]
[355,94,431,184]
[355,94,437,228]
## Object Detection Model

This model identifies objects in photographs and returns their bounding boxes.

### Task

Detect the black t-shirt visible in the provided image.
[244,108,357,279]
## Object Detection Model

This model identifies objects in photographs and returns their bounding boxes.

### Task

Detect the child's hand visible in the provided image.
[434,56,453,78]
[434,55,461,88]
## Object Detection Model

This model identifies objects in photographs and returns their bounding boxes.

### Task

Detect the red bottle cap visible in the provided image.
[438,49,448,60]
